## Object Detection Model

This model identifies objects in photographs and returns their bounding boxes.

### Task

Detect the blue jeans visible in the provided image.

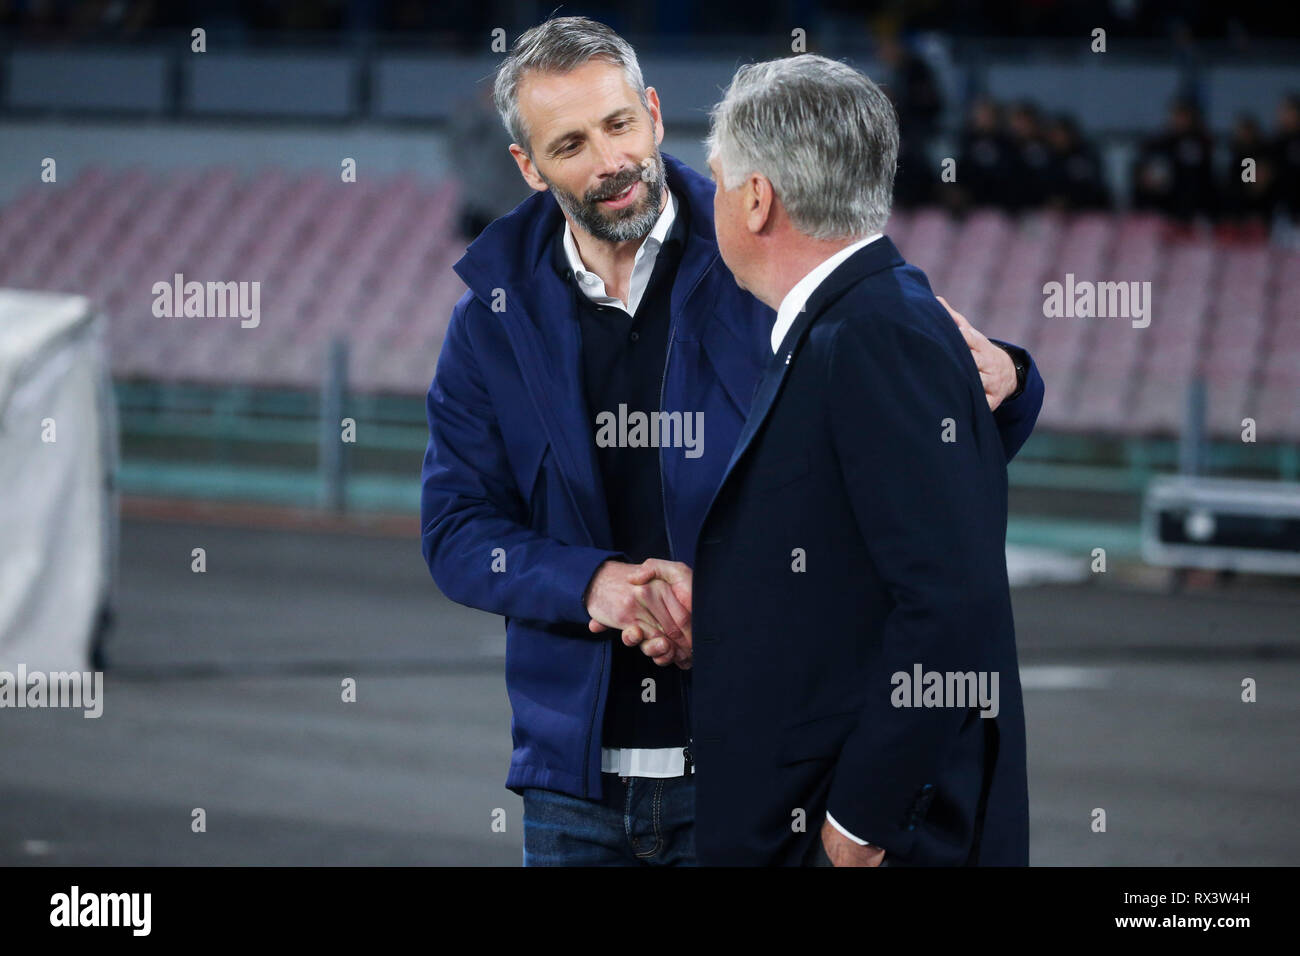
[522,772,697,866]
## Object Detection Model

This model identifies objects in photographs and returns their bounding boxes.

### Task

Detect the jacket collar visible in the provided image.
[782,234,905,353]
[452,151,719,315]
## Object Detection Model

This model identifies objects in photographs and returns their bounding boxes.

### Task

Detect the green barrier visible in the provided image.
[1005,516,1142,558]
[117,461,420,512]
[111,380,1299,512]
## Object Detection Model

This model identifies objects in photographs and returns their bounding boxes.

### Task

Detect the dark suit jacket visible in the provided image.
[691,236,1029,866]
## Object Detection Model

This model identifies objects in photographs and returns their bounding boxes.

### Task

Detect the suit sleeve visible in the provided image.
[420,295,622,624]
[823,315,1013,860]
[825,812,873,846]
[988,338,1044,462]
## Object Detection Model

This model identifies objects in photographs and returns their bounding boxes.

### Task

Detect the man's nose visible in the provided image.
[590,133,625,178]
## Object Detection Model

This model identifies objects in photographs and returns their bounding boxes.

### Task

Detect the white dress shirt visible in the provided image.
[562,188,692,779]
[772,232,884,848]
[770,232,883,354]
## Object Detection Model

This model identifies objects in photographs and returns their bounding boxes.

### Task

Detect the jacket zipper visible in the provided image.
[658,311,693,778]
[562,272,609,800]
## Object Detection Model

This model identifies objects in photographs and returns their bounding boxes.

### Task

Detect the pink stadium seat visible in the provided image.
[0,170,1289,441]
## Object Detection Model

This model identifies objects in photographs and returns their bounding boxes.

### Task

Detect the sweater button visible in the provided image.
[630,331,639,342]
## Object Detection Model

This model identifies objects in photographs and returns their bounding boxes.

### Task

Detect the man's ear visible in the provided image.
[745,172,774,234]
[644,87,665,146]
[509,144,549,193]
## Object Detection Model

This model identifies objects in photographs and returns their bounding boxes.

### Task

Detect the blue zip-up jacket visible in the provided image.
[420,152,1045,800]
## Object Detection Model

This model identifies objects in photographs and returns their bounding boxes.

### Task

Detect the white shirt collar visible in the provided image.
[562,188,677,315]
[770,233,883,353]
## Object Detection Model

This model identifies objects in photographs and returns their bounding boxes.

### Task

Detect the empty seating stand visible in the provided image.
[0,167,461,396]
[0,168,1295,441]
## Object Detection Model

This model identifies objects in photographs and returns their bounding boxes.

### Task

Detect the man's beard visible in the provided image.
[542,149,667,243]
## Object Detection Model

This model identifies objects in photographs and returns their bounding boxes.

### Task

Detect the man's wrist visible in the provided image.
[995,342,1029,401]
[582,559,610,608]
[580,554,627,616]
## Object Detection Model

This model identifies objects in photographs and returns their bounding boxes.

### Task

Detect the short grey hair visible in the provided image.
[493,16,650,156]
[706,54,899,240]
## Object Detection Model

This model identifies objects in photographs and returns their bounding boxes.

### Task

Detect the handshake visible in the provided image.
[583,558,694,669]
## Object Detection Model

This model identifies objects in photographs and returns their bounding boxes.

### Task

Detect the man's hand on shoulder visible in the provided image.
[936,295,1018,411]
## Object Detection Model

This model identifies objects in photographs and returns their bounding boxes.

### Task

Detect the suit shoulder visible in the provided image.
[830,262,965,357]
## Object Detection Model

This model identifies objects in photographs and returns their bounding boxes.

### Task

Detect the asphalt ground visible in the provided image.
[1,506,1296,866]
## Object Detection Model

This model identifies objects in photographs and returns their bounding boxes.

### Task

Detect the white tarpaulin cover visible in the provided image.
[0,289,117,672]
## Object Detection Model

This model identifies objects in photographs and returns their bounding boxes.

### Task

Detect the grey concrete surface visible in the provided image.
[1,517,1295,866]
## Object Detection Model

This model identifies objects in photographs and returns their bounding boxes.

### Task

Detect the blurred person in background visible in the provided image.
[1006,101,1050,211]
[1219,113,1274,242]
[449,86,535,239]
[879,31,945,209]
[953,96,1018,213]
[1132,96,1217,229]
[1272,93,1300,229]
[1044,113,1109,211]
